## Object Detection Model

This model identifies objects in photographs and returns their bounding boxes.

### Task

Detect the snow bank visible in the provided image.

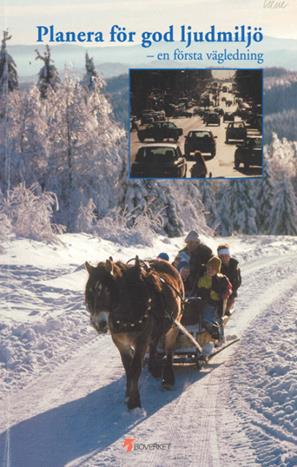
[221,264,297,466]
[1,232,297,401]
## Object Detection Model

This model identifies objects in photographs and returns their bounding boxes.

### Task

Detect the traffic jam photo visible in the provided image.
[129,69,263,179]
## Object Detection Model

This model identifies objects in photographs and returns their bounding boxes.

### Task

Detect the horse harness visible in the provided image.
[110,259,185,332]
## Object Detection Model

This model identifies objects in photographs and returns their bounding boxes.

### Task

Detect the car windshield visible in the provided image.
[189,131,211,138]
[231,122,245,128]
[136,147,177,161]
[157,122,176,129]
[247,138,262,148]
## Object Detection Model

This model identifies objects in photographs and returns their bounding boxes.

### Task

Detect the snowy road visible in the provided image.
[1,236,297,466]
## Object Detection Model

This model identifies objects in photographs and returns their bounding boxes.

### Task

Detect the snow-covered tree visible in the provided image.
[35,46,60,98]
[122,180,183,237]
[44,72,125,230]
[169,181,211,235]
[0,86,49,192]
[216,181,257,235]
[0,190,12,248]
[82,52,99,91]
[199,181,220,231]
[231,182,257,234]
[216,183,234,235]
[0,30,18,94]
[75,198,97,233]
[0,183,65,242]
[255,153,274,233]
[269,171,297,235]
[269,133,297,180]
[121,179,211,238]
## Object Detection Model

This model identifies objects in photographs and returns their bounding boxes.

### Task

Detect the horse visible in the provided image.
[85,256,184,410]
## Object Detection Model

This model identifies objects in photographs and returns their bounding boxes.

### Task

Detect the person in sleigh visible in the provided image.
[217,243,241,315]
[196,256,232,343]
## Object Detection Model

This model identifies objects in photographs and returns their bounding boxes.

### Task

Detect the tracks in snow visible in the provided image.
[1,251,297,466]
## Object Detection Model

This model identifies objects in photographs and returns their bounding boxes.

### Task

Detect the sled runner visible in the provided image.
[157,297,239,370]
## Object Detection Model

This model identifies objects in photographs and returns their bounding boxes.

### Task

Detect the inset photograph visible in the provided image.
[129,69,263,179]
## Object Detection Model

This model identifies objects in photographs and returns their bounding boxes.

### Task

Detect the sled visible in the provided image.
[158,297,239,370]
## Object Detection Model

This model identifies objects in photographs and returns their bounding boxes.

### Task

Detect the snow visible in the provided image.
[1,233,297,466]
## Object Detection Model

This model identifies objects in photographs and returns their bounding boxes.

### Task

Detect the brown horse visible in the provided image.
[85,256,184,409]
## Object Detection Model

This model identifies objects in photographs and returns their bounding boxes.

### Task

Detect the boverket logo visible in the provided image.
[123,437,135,452]
[122,438,171,452]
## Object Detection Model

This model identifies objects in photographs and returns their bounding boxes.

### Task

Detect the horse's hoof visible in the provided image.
[148,365,162,378]
[161,380,173,390]
[162,368,175,387]
[127,397,141,410]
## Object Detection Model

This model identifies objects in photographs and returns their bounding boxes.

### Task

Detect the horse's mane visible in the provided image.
[149,259,184,296]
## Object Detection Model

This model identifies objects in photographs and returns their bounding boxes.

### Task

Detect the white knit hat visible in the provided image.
[185,230,200,242]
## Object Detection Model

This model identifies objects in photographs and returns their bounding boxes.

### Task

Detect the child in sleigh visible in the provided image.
[196,256,232,342]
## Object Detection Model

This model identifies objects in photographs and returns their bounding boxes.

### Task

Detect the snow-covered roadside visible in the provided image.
[1,233,297,467]
[1,233,297,396]
[0,232,296,393]
[0,233,189,394]
[220,290,297,467]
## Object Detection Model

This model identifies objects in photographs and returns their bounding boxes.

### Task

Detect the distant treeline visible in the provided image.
[264,68,297,144]
[105,74,129,130]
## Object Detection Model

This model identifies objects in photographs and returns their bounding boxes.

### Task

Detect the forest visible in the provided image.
[1,33,297,247]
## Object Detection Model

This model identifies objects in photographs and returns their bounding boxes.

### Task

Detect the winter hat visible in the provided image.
[158,252,170,261]
[185,230,200,243]
[207,256,221,274]
[217,244,230,255]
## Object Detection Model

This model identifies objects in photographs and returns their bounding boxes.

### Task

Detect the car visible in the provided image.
[205,112,220,126]
[214,107,224,116]
[225,122,247,143]
[193,106,202,115]
[130,116,138,131]
[223,112,235,122]
[246,113,262,131]
[184,129,217,159]
[140,110,156,125]
[234,136,262,169]
[154,110,166,121]
[131,144,187,178]
[137,121,183,142]
[173,109,193,118]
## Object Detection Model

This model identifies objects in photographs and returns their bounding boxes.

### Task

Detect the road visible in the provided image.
[130,90,262,179]
[1,246,297,466]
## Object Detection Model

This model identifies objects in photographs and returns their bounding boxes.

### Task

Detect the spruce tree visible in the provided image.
[255,155,274,233]
[122,180,184,237]
[83,52,99,91]
[231,181,257,234]
[216,181,257,235]
[199,181,219,231]
[44,72,124,230]
[0,30,18,94]
[216,182,234,235]
[35,46,60,98]
[269,171,297,235]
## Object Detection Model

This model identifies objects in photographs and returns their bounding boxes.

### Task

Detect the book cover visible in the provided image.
[0,1,297,466]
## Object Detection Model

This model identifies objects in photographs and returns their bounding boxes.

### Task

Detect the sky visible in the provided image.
[1,0,297,45]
